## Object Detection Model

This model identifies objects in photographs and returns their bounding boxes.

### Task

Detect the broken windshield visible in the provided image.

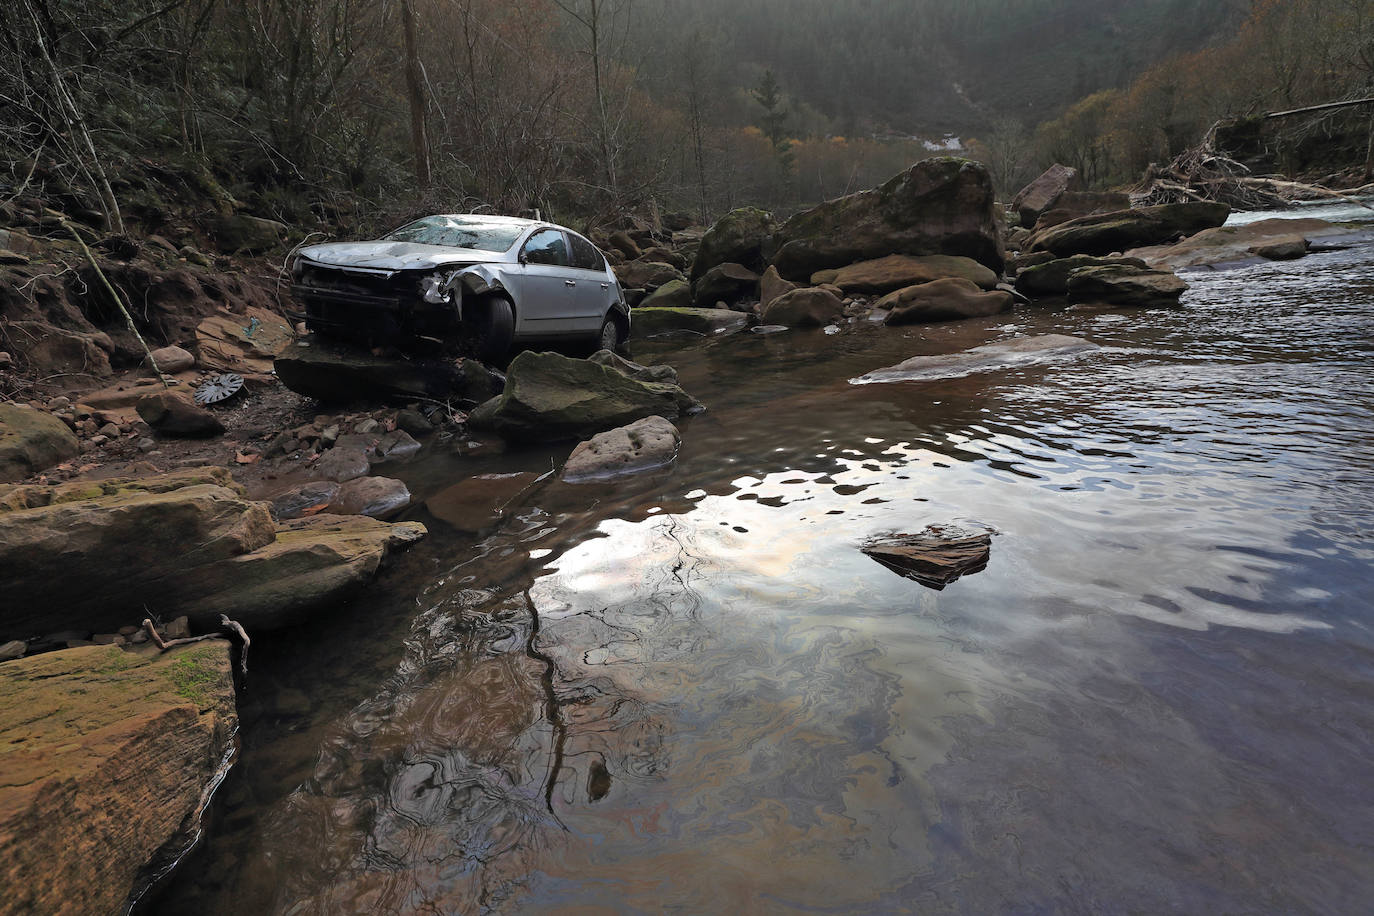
[383,216,525,252]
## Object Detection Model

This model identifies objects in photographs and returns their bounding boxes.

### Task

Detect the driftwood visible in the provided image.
[143,616,251,676]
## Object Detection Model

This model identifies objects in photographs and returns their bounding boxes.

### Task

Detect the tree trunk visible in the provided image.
[401,0,431,194]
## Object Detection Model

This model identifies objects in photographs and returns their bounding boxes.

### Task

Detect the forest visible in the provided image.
[1,0,1371,237]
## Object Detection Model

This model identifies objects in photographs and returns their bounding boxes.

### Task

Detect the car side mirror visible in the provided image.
[517,249,528,265]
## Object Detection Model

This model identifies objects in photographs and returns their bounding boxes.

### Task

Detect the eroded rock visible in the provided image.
[1027,201,1231,257]
[759,287,845,327]
[1015,255,1150,298]
[862,525,992,590]
[1011,163,1082,228]
[879,278,1014,325]
[813,253,999,294]
[329,476,412,518]
[0,403,80,483]
[0,642,237,915]
[853,334,1099,384]
[136,390,225,438]
[562,416,680,482]
[692,207,776,280]
[1067,265,1188,307]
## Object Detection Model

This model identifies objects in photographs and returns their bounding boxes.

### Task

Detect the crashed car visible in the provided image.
[289,214,629,360]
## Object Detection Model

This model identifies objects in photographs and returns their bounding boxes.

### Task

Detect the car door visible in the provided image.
[567,231,614,331]
[513,227,578,335]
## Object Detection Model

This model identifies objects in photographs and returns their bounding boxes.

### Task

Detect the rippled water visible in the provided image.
[150,228,1374,914]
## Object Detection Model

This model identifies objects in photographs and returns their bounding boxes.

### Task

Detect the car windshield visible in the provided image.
[383,215,525,252]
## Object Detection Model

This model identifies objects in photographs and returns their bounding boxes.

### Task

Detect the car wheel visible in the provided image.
[597,312,625,352]
[463,294,515,363]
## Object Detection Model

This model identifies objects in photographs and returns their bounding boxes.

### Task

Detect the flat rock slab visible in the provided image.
[1028,201,1231,258]
[275,341,503,404]
[878,277,1014,325]
[196,305,294,374]
[862,525,992,590]
[0,642,237,915]
[562,416,681,483]
[1125,217,1347,269]
[815,253,999,293]
[852,334,1099,384]
[1067,265,1187,307]
[631,306,749,338]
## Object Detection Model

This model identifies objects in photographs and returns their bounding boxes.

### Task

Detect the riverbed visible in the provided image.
[148,218,1374,913]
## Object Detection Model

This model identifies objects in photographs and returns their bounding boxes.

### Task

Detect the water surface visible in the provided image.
[150,231,1374,914]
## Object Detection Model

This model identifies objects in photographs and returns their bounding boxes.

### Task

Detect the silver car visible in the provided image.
[289,214,629,360]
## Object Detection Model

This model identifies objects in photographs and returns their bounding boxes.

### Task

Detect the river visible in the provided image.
[148,211,1374,914]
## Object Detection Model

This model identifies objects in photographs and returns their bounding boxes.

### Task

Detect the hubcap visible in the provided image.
[600,320,619,350]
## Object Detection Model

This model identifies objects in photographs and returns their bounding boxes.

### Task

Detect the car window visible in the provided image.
[383,215,524,251]
[523,228,569,266]
[568,232,605,271]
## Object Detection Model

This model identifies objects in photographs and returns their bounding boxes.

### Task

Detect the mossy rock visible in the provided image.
[691,207,776,280]
[0,404,80,484]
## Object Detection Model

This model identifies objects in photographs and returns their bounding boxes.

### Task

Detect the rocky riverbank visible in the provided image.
[2,153,1362,908]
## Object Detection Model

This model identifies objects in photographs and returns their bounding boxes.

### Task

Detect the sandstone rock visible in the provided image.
[562,416,681,483]
[211,212,286,253]
[853,334,1099,384]
[589,349,679,384]
[275,342,502,404]
[759,265,799,310]
[146,345,195,374]
[1014,255,1150,298]
[771,157,1003,280]
[1066,265,1188,307]
[818,253,999,295]
[1032,190,1132,230]
[1027,201,1231,257]
[608,230,641,259]
[0,477,274,637]
[615,260,683,292]
[426,472,541,533]
[1125,218,1344,269]
[639,277,691,310]
[692,207,776,280]
[76,377,181,411]
[271,480,341,520]
[862,525,992,590]
[329,476,411,518]
[1011,163,1082,228]
[372,429,421,462]
[1252,238,1308,260]
[172,514,427,631]
[0,403,80,483]
[640,246,687,270]
[196,306,295,374]
[878,278,1014,325]
[759,287,845,327]
[0,643,237,915]
[310,447,371,482]
[0,640,25,661]
[394,409,434,437]
[3,320,112,376]
[692,262,760,307]
[631,306,749,338]
[469,350,700,443]
[0,249,29,265]
[136,390,225,438]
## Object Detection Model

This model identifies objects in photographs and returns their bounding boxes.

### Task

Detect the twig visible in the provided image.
[63,222,169,386]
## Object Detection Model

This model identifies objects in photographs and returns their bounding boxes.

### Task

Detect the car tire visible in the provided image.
[463,294,515,363]
[597,312,626,352]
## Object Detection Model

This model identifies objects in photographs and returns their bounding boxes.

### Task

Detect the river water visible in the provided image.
[150,216,1374,914]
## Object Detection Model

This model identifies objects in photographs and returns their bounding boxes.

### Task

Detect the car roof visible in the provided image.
[429,214,591,237]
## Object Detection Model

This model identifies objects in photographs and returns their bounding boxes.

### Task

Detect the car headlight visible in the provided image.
[290,256,306,282]
[420,273,451,305]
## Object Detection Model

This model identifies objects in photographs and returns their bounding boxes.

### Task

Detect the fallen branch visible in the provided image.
[143,616,251,676]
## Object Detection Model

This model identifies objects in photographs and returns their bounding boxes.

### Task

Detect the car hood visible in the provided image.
[299,241,510,272]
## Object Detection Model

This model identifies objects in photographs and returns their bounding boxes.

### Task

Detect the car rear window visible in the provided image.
[569,232,605,271]
[383,216,525,252]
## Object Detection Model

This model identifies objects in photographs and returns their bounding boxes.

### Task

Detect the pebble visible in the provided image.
[48,396,71,410]
[137,438,157,452]
[355,418,380,434]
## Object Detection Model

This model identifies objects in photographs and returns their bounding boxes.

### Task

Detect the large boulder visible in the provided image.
[0,642,237,915]
[1032,190,1132,230]
[691,207,775,280]
[1015,255,1149,298]
[0,467,425,637]
[1027,201,1231,257]
[0,404,79,483]
[614,260,684,292]
[196,305,295,375]
[562,416,681,482]
[813,253,998,294]
[759,288,845,327]
[1011,164,1082,228]
[136,390,226,438]
[469,350,700,443]
[275,342,502,404]
[1066,265,1188,307]
[631,306,748,338]
[853,335,1099,384]
[639,277,691,310]
[692,262,759,307]
[588,349,678,384]
[878,278,1015,325]
[771,158,1003,280]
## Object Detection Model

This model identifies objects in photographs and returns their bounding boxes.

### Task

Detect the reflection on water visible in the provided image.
[150,237,1374,913]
